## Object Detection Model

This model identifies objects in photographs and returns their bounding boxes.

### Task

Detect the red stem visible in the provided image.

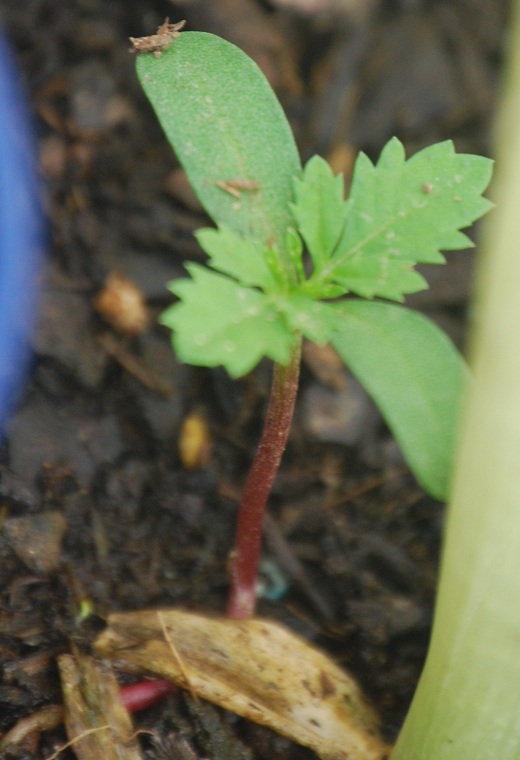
[226,339,302,619]
[120,679,177,712]
[113,345,301,716]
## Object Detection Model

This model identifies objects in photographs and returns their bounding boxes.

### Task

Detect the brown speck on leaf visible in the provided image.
[129,19,186,58]
[226,178,260,192]
[215,180,241,199]
[320,670,337,698]
[422,182,433,194]
[215,178,260,199]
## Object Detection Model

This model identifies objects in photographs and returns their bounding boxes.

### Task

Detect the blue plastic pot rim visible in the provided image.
[0,24,43,434]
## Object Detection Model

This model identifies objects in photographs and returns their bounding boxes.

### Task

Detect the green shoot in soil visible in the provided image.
[134,25,493,619]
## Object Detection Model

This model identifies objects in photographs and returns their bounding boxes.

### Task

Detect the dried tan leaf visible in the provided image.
[57,653,143,760]
[0,704,64,751]
[94,609,390,760]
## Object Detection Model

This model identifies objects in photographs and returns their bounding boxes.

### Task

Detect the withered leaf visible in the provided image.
[58,653,143,760]
[94,608,390,760]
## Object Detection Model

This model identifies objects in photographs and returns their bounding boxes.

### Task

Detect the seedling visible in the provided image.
[133,25,492,619]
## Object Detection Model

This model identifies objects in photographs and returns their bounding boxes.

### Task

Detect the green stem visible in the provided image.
[226,338,302,619]
[391,4,520,757]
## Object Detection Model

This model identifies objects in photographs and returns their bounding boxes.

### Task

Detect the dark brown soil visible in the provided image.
[0,1,509,758]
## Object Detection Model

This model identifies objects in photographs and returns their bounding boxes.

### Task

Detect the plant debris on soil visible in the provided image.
[0,1,510,758]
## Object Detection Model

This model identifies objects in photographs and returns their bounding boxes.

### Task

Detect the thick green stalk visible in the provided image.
[391,4,520,758]
[227,339,302,619]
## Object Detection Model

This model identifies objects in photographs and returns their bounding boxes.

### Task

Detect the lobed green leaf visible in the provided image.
[161,266,296,377]
[291,155,347,272]
[320,138,493,301]
[195,226,278,291]
[273,294,337,345]
[330,299,469,501]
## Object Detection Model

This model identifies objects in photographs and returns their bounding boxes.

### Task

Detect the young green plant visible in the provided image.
[134,26,492,619]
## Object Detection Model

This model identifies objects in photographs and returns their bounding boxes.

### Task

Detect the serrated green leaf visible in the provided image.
[136,33,301,274]
[285,227,305,284]
[329,257,429,301]
[330,299,469,500]
[160,265,295,377]
[291,155,347,271]
[321,138,493,301]
[274,295,337,345]
[195,226,278,291]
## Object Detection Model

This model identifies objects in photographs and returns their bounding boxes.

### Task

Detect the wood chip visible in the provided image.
[94,272,149,336]
[57,653,143,760]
